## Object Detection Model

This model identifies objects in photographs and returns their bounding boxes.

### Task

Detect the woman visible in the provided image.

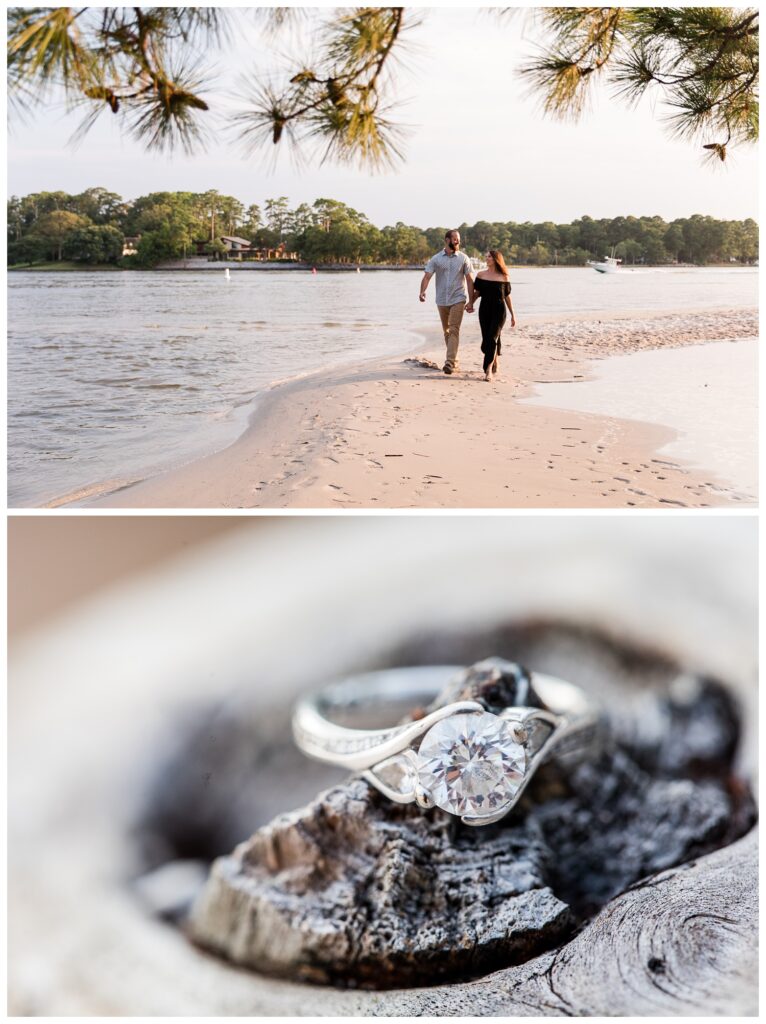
[468,250,516,381]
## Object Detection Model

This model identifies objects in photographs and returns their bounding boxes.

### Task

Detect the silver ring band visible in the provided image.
[293,663,601,826]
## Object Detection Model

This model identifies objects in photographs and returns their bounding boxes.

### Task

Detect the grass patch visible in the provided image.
[8,261,127,271]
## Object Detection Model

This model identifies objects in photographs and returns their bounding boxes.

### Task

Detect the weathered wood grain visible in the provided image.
[188,654,755,995]
[362,828,758,1017]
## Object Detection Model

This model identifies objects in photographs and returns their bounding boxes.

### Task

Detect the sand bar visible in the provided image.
[79,306,757,510]
[525,338,757,498]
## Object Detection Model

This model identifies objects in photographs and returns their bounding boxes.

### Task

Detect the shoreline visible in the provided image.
[10,261,757,273]
[64,305,758,510]
[524,339,757,498]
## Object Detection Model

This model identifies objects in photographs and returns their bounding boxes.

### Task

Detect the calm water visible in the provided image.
[7,266,758,505]
[525,339,758,498]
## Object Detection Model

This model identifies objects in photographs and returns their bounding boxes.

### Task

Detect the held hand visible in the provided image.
[466,304,474,313]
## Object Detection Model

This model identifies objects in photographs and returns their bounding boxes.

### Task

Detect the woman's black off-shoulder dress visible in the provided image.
[473,277,511,372]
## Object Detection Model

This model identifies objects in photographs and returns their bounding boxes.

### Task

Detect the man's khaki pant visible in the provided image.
[437,302,465,370]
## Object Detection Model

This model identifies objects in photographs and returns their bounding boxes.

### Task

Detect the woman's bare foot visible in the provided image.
[484,371,491,382]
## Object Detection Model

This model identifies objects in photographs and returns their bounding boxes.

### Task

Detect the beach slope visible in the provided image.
[85,307,757,509]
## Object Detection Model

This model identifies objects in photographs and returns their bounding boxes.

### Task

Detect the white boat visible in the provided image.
[588,249,621,274]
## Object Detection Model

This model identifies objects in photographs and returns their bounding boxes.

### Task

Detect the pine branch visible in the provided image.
[232,7,416,171]
[519,5,759,162]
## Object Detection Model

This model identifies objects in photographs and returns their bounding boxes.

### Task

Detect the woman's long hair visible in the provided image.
[491,249,507,278]
[489,249,510,278]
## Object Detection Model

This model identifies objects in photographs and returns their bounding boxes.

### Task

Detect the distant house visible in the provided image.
[220,235,253,254]
[122,235,140,256]
[193,235,254,259]
[251,242,300,261]
[192,237,300,261]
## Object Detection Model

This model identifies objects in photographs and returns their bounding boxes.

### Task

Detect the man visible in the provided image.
[419,229,474,375]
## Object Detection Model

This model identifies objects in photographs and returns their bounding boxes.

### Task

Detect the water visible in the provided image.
[524,339,758,499]
[7,266,758,506]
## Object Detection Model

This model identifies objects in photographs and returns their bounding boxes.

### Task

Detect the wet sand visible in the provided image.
[525,338,757,498]
[77,306,757,510]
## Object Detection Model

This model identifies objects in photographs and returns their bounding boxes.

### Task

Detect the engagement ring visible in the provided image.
[292,660,601,826]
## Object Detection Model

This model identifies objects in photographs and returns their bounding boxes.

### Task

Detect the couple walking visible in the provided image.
[419,229,516,381]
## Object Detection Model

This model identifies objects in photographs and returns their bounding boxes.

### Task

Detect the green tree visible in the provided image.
[663,221,686,261]
[467,220,495,252]
[133,222,191,267]
[31,209,89,260]
[8,234,47,265]
[204,239,228,262]
[125,195,197,266]
[6,183,759,268]
[72,187,126,224]
[571,215,609,257]
[564,246,591,266]
[7,196,24,242]
[290,203,317,235]
[615,238,643,264]
[199,190,225,241]
[737,218,759,262]
[641,235,669,265]
[679,214,722,263]
[528,241,551,265]
[264,197,291,236]
[381,223,429,264]
[241,203,263,237]
[68,223,124,263]
[218,196,245,236]
[534,221,561,250]
[424,227,447,252]
[9,191,89,241]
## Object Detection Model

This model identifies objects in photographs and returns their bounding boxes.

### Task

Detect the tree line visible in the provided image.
[7,187,759,268]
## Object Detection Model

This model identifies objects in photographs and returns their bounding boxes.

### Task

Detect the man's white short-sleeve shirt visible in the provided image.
[425,249,473,306]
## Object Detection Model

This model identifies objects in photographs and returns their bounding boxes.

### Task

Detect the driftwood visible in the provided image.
[10,515,757,1020]
[336,828,758,1016]
[186,643,755,1000]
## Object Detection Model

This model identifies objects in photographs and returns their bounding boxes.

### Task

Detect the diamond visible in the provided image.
[369,753,417,799]
[416,711,526,817]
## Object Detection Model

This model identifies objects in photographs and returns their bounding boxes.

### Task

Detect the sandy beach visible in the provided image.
[78,306,757,510]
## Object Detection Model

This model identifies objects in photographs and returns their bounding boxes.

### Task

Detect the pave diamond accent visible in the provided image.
[417,711,526,817]
[293,723,402,757]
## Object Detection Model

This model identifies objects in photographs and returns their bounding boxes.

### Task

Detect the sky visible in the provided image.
[6,6,759,227]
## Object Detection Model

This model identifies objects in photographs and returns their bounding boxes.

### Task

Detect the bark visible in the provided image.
[188,652,755,994]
